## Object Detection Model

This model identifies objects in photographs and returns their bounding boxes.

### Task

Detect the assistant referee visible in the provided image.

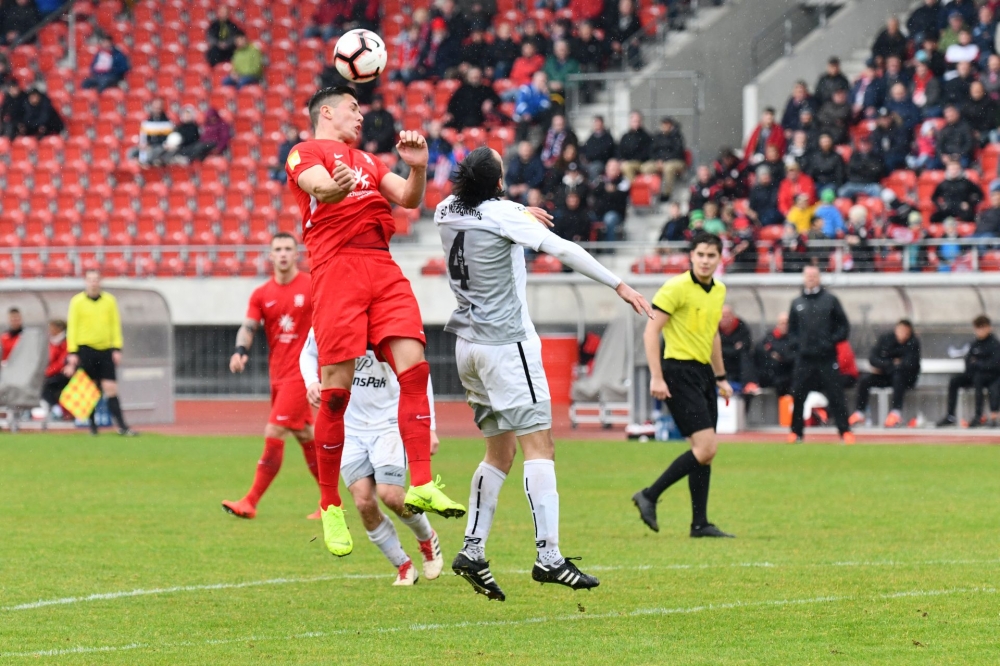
[632,232,735,539]
[65,270,137,436]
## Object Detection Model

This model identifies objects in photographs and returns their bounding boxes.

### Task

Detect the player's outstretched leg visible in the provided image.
[316,388,353,556]
[369,515,419,586]
[222,437,284,519]
[523,456,599,591]
[452,461,507,601]
[380,343,465,518]
[377,481,443,580]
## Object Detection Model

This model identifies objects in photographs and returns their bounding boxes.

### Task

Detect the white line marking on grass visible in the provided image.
[5,558,999,614]
[2,587,995,660]
[0,573,385,612]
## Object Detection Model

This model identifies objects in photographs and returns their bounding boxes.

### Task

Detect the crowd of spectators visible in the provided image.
[414,108,692,245]
[0,79,62,139]
[661,3,1000,273]
[135,99,232,167]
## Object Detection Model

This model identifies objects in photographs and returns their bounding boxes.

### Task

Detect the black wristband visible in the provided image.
[236,345,249,357]
[715,374,727,381]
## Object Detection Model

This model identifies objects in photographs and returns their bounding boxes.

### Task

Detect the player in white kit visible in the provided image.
[300,330,443,586]
[436,147,654,601]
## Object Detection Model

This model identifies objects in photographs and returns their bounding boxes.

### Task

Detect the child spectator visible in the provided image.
[813,188,846,238]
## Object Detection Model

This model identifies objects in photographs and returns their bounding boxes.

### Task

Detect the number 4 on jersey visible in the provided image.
[449,231,470,290]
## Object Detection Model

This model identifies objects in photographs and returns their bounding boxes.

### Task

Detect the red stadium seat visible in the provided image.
[45,252,76,278]
[981,250,1000,271]
[882,170,917,200]
[51,211,79,247]
[135,210,164,245]
[531,254,562,273]
[212,251,242,276]
[20,253,46,278]
[188,210,217,245]
[254,181,282,210]
[421,257,447,276]
[168,183,197,211]
[80,210,107,246]
[164,209,193,245]
[140,182,169,211]
[980,143,1000,179]
[631,255,664,274]
[157,252,188,277]
[917,170,945,205]
[246,207,272,244]
[23,211,52,247]
[662,253,691,273]
[195,181,225,209]
[216,207,245,244]
[106,210,135,246]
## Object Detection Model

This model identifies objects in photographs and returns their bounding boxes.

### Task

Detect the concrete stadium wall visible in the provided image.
[743,0,917,139]
[629,0,805,164]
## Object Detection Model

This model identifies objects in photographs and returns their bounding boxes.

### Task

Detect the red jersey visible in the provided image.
[46,334,67,377]
[0,330,20,363]
[285,139,395,272]
[246,272,312,385]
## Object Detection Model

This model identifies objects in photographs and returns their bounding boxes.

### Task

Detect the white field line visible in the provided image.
[1,587,996,660]
[4,557,999,614]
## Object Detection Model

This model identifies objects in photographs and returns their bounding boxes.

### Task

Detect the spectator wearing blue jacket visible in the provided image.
[813,188,846,237]
[82,35,130,92]
[505,141,546,203]
[850,62,887,117]
[513,71,551,141]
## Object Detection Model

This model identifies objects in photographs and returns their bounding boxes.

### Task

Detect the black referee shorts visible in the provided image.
[662,359,718,437]
[77,345,116,383]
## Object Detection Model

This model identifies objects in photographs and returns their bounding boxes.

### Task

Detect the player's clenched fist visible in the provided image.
[331,160,357,195]
[396,130,429,168]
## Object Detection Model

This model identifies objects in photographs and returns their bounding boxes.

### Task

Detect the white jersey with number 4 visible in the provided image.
[299,329,435,436]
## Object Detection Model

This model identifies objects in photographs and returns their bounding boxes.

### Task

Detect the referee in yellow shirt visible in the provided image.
[65,270,137,436]
[632,232,734,538]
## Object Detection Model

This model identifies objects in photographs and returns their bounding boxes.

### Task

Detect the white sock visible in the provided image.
[399,512,433,542]
[366,514,409,568]
[524,459,563,567]
[462,462,507,561]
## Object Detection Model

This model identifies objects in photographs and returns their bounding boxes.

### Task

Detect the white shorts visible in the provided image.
[455,335,552,437]
[340,430,407,488]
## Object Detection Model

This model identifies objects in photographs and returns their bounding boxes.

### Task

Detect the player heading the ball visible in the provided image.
[285,86,465,558]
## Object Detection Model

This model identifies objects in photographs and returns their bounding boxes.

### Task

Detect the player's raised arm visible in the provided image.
[379,131,428,208]
[297,163,357,205]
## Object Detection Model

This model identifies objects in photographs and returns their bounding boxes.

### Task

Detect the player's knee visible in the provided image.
[264,424,288,439]
[323,388,350,414]
[102,381,118,397]
[395,359,429,392]
[377,485,406,514]
[352,493,380,521]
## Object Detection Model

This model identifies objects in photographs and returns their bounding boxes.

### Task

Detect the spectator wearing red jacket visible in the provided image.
[509,42,545,87]
[0,307,22,365]
[744,107,787,164]
[777,161,817,216]
[41,319,70,418]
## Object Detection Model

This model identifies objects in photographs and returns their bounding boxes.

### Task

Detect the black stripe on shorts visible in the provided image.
[516,342,537,404]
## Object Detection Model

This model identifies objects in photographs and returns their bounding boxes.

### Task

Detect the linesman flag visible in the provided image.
[59,370,101,420]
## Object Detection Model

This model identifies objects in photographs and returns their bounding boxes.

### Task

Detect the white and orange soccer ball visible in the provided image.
[333,29,387,84]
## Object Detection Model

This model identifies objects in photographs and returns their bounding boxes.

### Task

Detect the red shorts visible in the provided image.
[269,381,313,430]
[312,249,426,367]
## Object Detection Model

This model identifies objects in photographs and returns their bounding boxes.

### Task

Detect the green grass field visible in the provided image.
[2,434,999,665]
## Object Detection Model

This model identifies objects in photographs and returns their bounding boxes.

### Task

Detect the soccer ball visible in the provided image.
[333,29,387,84]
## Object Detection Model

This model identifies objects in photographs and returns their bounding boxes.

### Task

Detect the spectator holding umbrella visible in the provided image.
[81,34,130,92]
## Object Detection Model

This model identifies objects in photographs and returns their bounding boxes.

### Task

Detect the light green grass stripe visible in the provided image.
[3,587,995,660]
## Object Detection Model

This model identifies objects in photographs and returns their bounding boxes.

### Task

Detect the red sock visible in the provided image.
[314,388,350,509]
[396,361,432,486]
[298,439,319,482]
[245,438,284,506]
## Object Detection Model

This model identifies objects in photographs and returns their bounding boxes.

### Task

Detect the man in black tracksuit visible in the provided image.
[754,312,795,396]
[787,266,853,442]
[850,320,922,428]
[718,304,756,392]
[937,315,1000,428]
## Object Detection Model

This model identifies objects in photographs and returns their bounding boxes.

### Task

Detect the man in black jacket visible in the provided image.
[787,266,854,443]
[644,116,687,201]
[360,95,398,154]
[807,133,847,192]
[815,57,850,106]
[907,0,941,44]
[445,67,500,130]
[838,137,886,198]
[938,104,976,166]
[937,315,1000,428]
[931,161,982,222]
[975,181,1000,238]
[581,115,617,179]
[850,320,922,428]
[755,312,795,396]
[618,111,652,180]
[718,305,758,393]
[0,81,24,139]
[2,0,41,45]
[205,6,244,67]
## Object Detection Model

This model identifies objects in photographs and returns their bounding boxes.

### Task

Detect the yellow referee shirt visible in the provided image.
[66,292,123,353]
[651,270,726,364]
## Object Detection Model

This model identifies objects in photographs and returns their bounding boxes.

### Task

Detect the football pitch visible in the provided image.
[2,434,998,665]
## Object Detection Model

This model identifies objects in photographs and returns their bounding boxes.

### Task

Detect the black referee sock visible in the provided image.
[688,463,711,528]
[644,450,699,502]
[107,396,128,430]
